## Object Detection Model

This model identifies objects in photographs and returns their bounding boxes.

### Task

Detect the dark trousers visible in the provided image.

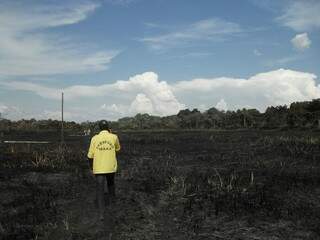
[95,173,115,214]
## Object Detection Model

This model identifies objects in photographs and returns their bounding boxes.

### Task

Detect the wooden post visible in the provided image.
[61,92,64,144]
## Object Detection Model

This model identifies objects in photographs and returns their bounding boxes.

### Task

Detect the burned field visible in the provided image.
[1,130,320,240]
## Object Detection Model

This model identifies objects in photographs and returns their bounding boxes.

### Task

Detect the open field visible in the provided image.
[1,130,320,240]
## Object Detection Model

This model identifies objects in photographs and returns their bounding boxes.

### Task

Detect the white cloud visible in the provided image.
[0,1,118,76]
[113,72,185,115]
[140,18,242,50]
[130,93,154,114]
[277,0,320,31]
[173,69,320,112]
[216,99,228,111]
[291,33,311,51]
[1,69,320,120]
[1,72,185,116]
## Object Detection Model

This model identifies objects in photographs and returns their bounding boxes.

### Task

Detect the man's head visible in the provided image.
[99,120,109,131]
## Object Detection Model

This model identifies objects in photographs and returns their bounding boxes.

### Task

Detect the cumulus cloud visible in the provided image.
[291,33,311,51]
[140,18,243,50]
[1,69,320,120]
[130,93,154,114]
[216,99,228,111]
[66,72,185,116]
[1,72,185,116]
[173,69,320,112]
[114,72,185,115]
[0,0,118,76]
[277,0,320,31]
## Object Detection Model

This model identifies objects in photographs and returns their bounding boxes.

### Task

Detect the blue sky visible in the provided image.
[0,0,319,121]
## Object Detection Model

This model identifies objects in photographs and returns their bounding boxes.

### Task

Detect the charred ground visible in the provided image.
[1,130,320,240]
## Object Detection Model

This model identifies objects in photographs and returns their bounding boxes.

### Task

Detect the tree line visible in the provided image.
[1,99,320,131]
[112,98,320,130]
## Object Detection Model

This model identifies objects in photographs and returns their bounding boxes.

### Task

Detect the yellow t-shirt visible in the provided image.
[87,130,121,174]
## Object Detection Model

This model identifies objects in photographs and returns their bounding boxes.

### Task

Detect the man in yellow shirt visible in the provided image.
[87,120,120,220]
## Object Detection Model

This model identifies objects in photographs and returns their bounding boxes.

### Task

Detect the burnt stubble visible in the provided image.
[1,130,319,239]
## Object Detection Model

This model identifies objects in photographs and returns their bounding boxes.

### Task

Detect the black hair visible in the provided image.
[99,120,109,131]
